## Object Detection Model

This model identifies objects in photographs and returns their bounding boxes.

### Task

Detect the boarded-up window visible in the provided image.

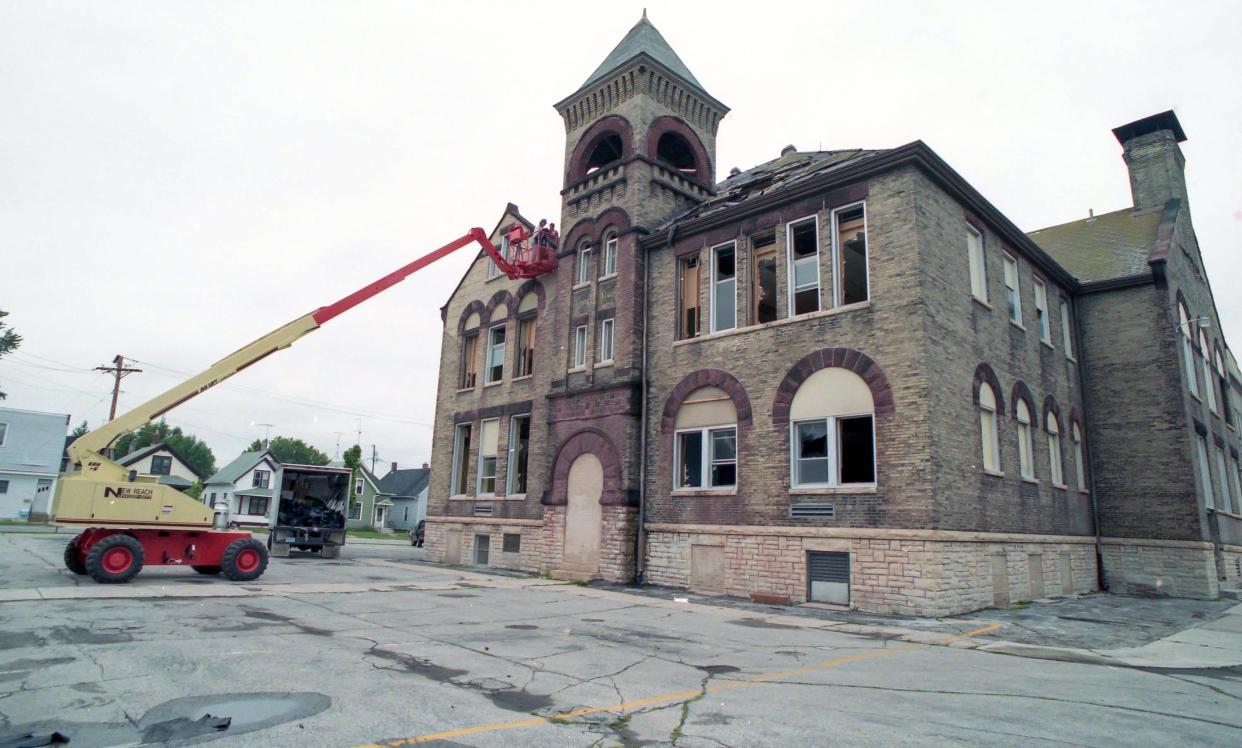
[678,254,701,339]
[451,424,471,495]
[515,317,535,377]
[834,204,867,305]
[460,332,479,389]
[477,419,499,495]
[752,234,778,324]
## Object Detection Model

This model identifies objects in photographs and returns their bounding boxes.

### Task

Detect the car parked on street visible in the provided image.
[409,520,425,547]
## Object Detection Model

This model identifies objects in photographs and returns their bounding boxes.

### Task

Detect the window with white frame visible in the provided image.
[602,235,618,277]
[487,233,511,279]
[1196,433,1215,509]
[1033,278,1051,344]
[485,323,506,384]
[477,418,499,495]
[1200,329,1218,413]
[1214,444,1234,514]
[790,368,875,487]
[572,325,587,369]
[978,382,1001,473]
[506,414,530,495]
[1002,254,1021,325]
[1016,399,1035,480]
[711,241,737,332]
[1047,414,1064,487]
[576,243,593,285]
[355,473,364,496]
[599,318,614,363]
[673,386,737,490]
[967,226,987,302]
[833,203,868,306]
[787,216,820,316]
[1180,303,1199,397]
[450,423,471,495]
[348,500,362,520]
[252,469,270,489]
[1060,299,1075,359]
[1072,422,1086,492]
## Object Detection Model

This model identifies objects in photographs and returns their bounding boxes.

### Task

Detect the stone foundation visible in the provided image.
[644,524,1099,616]
[1100,537,1220,599]
[1222,545,1242,586]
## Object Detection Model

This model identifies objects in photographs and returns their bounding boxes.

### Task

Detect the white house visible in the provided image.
[0,407,70,520]
[116,442,207,491]
[202,449,280,527]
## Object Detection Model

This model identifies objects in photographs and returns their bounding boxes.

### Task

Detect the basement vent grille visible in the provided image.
[473,503,493,516]
[790,503,835,519]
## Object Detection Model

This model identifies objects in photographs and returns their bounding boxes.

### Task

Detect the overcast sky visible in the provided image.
[2,1,1239,474]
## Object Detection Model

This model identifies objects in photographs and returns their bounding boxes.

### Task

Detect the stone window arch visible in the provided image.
[1044,396,1064,486]
[1012,383,1036,480]
[644,116,712,184]
[567,116,634,183]
[661,370,752,494]
[544,429,627,506]
[788,367,876,487]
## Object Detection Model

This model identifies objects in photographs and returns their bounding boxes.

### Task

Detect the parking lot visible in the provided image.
[2,532,1242,747]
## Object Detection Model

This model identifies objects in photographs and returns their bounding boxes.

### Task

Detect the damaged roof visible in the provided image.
[661,148,887,229]
[1027,207,1163,284]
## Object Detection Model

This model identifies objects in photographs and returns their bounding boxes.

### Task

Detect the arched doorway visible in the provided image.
[562,453,603,574]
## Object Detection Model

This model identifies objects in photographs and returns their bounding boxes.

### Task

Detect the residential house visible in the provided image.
[346,466,387,531]
[0,407,69,521]
[378,463,430,532]
[116,442,207,492]
[203,450,280,527]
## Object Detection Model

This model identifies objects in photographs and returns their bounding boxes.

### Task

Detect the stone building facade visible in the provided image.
[424,16,1240,615]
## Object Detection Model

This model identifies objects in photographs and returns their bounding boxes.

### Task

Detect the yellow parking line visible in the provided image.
[356,622,1003,747]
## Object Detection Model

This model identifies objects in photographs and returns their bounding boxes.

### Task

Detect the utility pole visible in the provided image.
[95,355,142,421]
[333,432,345,459]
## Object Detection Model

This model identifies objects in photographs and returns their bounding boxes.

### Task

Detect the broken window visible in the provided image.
[711,242,736,332]
[602,235,618,277]
[151,455,172,476]
[460,331,479,389]
[675,427,736,489]
[506,415,530,495]
[752,233,778,324]
[477,419,499,495]
[834,204,868,305]
[486,324,506,384]
[451,423,471,495]
[678,254,701,339]
[1034,278,1050,344]
[1003,253,1022,325]
[599,318,614,363]
[789,368,875,487]
[656,131,697,175]
[584,133,623,175]
[787,217,819,316]
[515,317,535,378]
[573,325,587,369]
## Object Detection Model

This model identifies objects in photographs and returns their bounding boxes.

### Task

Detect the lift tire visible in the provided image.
[84,534,144,584]
[221,538,269,582]
[64,541,87,575]
[192,565,221,575]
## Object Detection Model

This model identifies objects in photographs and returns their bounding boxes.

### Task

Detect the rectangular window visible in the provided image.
[834,204,868,306]
[1073,430,1087,492]
[787,217,820,315]
[451,423,471,495]
[1002,254,1021,324]
[487,234,510,279]
[599,318,614,363]
[576,246,592,285]
[348,501,361,520]
[752,234,778,324]
[1196,435,1215,509]
[1048,429,1064,486]
[0,479,8,493]
[506,415,530,495]
[1215,445,1234,514]
[573,325,587,369]
[1060,299,1075,358]
[1230,456,1242,514]
[1033,278,1050,344]
[485,325,506,384]
[0,422,7,447]
[460,332,479,389]
[678,254,701,339]
[249,496,270,516]
[711,242,737,332]
[151,455,173,476]
[967,226,987,302]
[515,317,535,378]
[355,476,364,496]
[675,426,737,489]
[477,418,499,495]
[503,533,521,553]
[1184,335,1200,397]
[602,236,618,276]
[980,407,1000,473]
[474,534,490,565]
[252,469,270,489]
[1017,418,1035,480]
[792,416,875,487]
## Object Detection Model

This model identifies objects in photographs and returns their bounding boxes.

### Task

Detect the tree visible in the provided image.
[0,309,21,400]
[343,444,363,508]
[247,436,330,466]
[72,420,90,437]
[113,419,217,478]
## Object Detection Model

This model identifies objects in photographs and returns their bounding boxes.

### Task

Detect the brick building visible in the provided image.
[424,15,1241,615]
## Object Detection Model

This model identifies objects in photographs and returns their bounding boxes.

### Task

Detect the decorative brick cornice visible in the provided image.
[771,348,894,426]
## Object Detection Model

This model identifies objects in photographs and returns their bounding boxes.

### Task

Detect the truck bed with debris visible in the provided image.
[268,463,351,558]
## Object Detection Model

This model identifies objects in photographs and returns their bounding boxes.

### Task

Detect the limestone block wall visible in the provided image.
[424,508,569,576]
[1100,538,1220,599]
[599,506,638,583]
[1221,545,1242,585]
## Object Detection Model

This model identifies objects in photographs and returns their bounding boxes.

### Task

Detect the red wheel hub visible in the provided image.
[235,548,261,573]
[102,546,133,574]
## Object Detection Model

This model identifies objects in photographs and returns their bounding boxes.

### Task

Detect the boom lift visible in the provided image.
[54,224,555,583]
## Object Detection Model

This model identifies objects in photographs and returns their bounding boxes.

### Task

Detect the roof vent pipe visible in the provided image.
[1086,208,1095,223]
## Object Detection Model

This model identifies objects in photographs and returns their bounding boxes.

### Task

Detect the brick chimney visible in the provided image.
[1112,110,1188,213]
[390,461,398,473]
[422,462,429,469]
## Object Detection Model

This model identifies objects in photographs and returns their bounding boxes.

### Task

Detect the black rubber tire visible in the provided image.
[192,565,221,575]
[221,538,269,582]
[64,542,87,575]
[84,534,144,584]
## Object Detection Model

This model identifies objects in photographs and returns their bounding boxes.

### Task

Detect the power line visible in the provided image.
[95,355,142,421]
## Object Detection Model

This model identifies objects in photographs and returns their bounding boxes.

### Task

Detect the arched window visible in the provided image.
[656,131,697,174]
[601,231,618,277]
[978,382,1001,473]
[1046,412,1064,487]
[584,133,623,175]
[1016,399,1035,480]
[674,386,737,490]
[1200,328,1218,413]
[1179,302,1199,397]
[1072,423,1086,492]
[790,369,875,487]
[575,239,593,285]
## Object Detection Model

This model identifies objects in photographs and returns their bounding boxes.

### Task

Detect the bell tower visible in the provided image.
[541,14,728,583]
